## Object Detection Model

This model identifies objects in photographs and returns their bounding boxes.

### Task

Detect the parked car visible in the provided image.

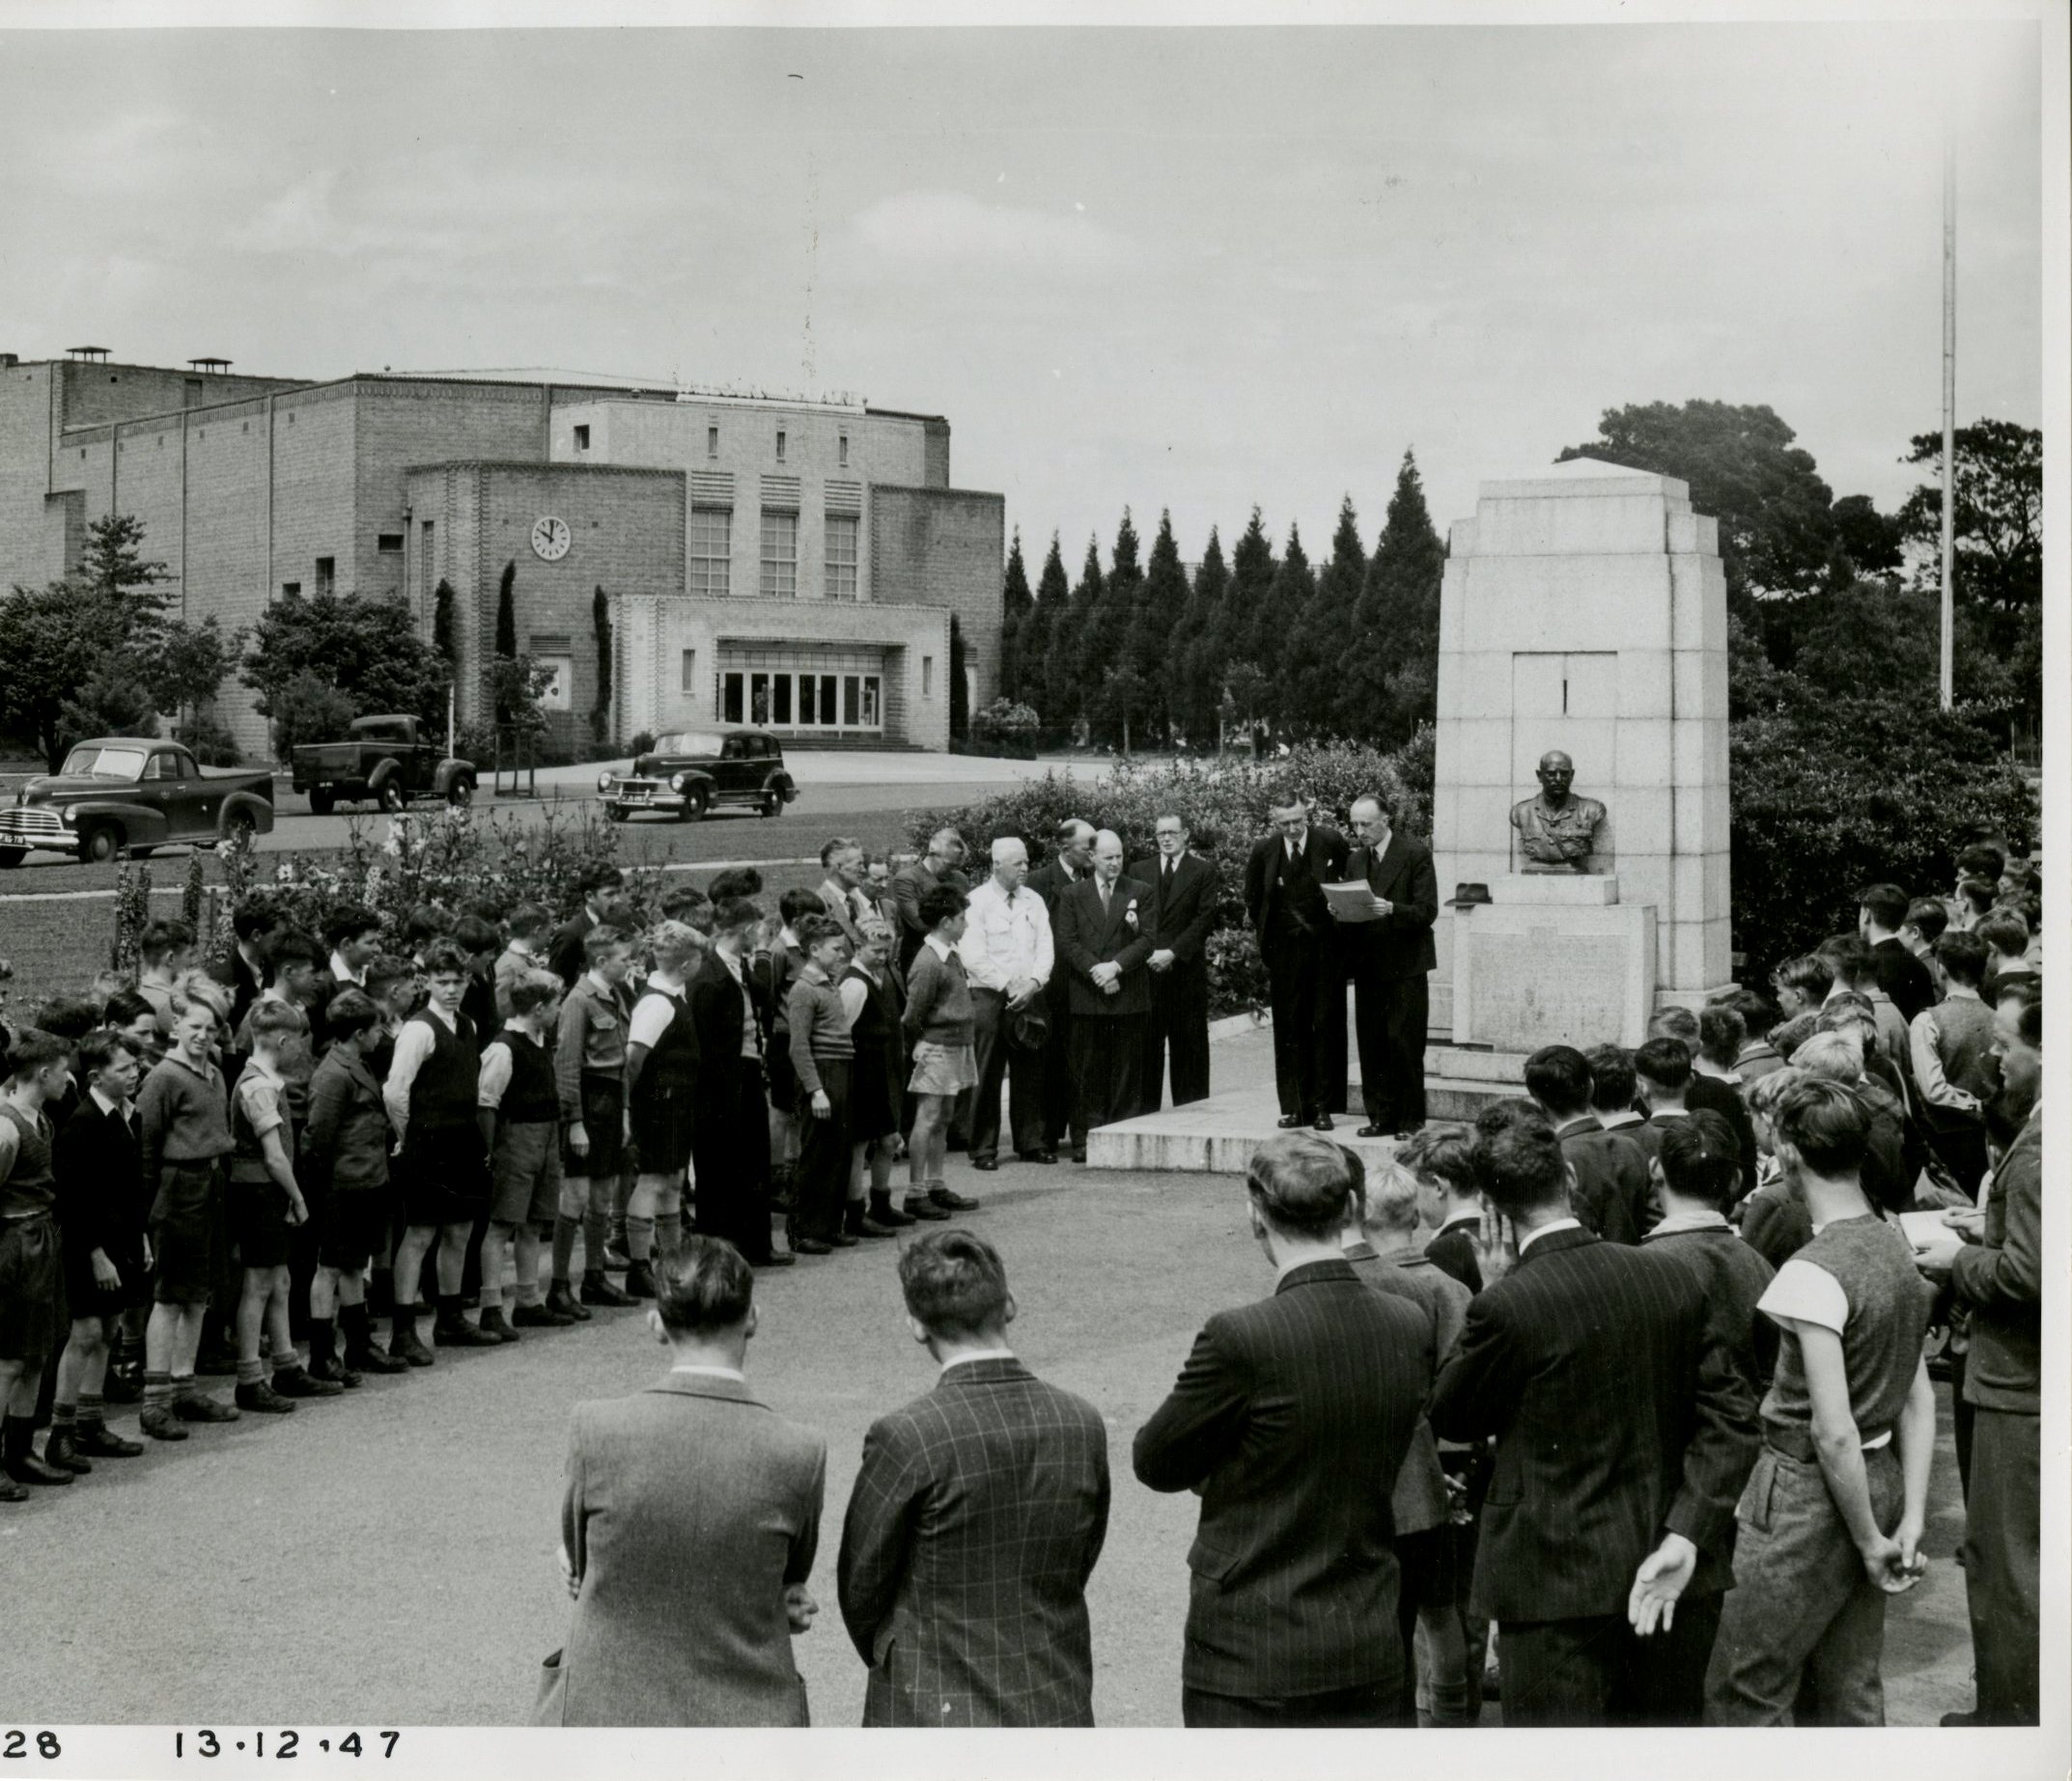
[597,729,799,822]
[0,738,275,867]
[291,714,476,815]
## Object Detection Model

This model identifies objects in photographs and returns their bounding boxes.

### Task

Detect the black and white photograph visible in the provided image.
[0,0,2062,1773]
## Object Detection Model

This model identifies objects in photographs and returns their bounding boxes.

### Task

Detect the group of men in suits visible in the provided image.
[1244,793,1440,1139]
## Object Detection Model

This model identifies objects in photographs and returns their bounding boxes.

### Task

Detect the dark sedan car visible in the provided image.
[596,729,799,822]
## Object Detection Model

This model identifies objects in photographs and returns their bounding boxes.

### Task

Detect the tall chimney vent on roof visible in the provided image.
[65,347,111,363]
[188,357,232,374]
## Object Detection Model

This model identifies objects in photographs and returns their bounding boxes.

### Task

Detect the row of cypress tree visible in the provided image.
[997,449,1446,753]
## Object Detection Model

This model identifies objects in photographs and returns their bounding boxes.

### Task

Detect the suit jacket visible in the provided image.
[1134,1258,1428,1697]
[1871,935,1938,1026]
[1429,1226,1757,1621]
[1129,852,1220,969]
[818,878,867,946]
[1243,826,1350,945]
[52,1093,145,1274]
[1687,1074,1761,1196]
[838,1356,1110,1727]
[553,1373,826,1727]
[1342,831,1440,979]
[687,952,756,1093]
[1554,1114,1653,1245]
[1053,874,1157,1018]
[1423,1217,1485,1294]
[1641,1223,1778,1400]
[548,909,599,988]
[1026,859,1089,1015]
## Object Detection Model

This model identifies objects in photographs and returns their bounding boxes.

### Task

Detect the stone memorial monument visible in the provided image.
[1427,457,1732,1057]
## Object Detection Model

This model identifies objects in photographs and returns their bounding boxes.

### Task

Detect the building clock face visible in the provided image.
[531,515,572,562]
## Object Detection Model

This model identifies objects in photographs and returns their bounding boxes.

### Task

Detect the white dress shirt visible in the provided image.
[957,877,1054,992]
[383,1000,459,1137]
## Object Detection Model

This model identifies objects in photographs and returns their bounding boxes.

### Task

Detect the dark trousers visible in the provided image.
[690,1063,774,1263]
[1069,1012,1145,1150]
[1354,966,1429,1131]
[1040,993,1075,1149]
[1264,927,1343,1119]
[1501,1595,1722,1727]
[1182,1678,1403,1729]
[1964,1406,2039,1724]
[1139,962,1211,1112]
[791,1059,853,1242]
[970,988,1045,1163]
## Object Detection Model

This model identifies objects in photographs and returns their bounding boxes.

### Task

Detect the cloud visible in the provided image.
[839,189,1136,276]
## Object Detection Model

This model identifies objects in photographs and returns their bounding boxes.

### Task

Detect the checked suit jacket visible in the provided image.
[1428,1225,1758,1624]
[837,1356,1111,1727]
[1133,1258,1429,1699]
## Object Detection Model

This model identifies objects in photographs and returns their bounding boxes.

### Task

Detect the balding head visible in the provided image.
[1055,820,1096,870]
[1093,829,1124,883]
[928,827,966,865]
[990,835,1029,893]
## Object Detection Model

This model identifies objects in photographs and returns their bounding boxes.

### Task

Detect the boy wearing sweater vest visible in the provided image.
[900,883,978,1223]
[786,914,855,1255]
[480,971,569,1332]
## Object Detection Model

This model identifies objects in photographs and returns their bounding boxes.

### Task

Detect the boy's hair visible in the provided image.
[1393,1122,1479,1197]
[578,864,625,899]
[581,924,630,963]
[659,884,712,922]
[714,897,762,935]
[708,867,764,902]
[1633,1037,1692,1092]
[232,899,281,943]
[1995,976,2040,1012]
[1773,954,1834,1002]
[918,882,967,930]
[1647,1004,1699,1047]
[102,988,155,1030]
[506,972,562,1016]
[794,912,845,951]
[452,914,501,956]
[1246,1131,1356,1238]
[264,927,325,980]
[34,995,102,1042]
[656,1237,754,1334]
[1698,1003,1747,1070]
[1956,842,2005,883]
[322,988,381,1041]
[1817,989,1876,1027]
[419,937,471,977]
[650,920,706,969]
[1857,882,1911,932]
[1903,898,1948,944]
[323,904,382,952]
[1470,1099,1568,1217]
[2015,995,2042,1049]
[507,902,552,940]
[1522,1044,1593,1119]
[364,954,415,996]
[1658,1109,1742,1210]
[1975,908,2030,959]
[460,895,507,927]
[74,1028,139,1079]
[779,887,824,926]
[402,904,453,948]
[1958,877,1998,917]
[1933,930,1989,988]
[139,918,195,963]
[819,836,857,870]
[4,1027,72,1080]
[246,998,303,1044]
[898,1229,1012,1339]
[1358,1157,1423,1232]
[1744,1065,1806,1122]
[1584,1044,1638,1113]
[1814,933,1874,988]
[1772,1077,1871,1176]
[596,896,641,933]
[1793,1029,1864,1083]
[174,979,228,1024]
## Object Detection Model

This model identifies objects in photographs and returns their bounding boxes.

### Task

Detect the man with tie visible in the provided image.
[956,838,1055,1177]
[1132,814,1220,1113]
[1333,795,1439,1139]
[1243,798,1350,1131]
[1027,820,1096,1155]
[1053,831,1157,1161]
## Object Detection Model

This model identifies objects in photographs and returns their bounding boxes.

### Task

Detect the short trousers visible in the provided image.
[630,1089,695,1177]
[491,1121,564,1225]
[909,1040,979,1097]
[59,1216,149,1314]
[400,1124,490,1229]
[149,1160,226,1307]
[320,1189,390,1273]
[561,1075,626,1178]
[228,1171,294,1271]
[0,1214,61,1363]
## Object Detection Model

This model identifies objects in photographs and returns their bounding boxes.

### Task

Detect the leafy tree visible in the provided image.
[266,671,358,760]
[1132,511,1190,746]
[591,586,613,747]
[1047,536,1103,732]
[1895,420,2042,618]
[949,615,969,739]
[61,660,158,749]
[1016,534,1065,723]
[1284,495,1364,739]
[1347,450,1445,747]
[1081,511,1141,743]
[148,616,240,730]
[1175,527,1229,748]
[997,530,1033,706]
[1830,494,1904,578]
[241,587,448,747]
[433,579,459,665]
[78,512,171,631]
[1253,520,1312,730]
[0,583,128,768]
[495,561,518,658]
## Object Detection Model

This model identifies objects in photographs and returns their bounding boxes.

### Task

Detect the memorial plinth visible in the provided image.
[1451,897,1656,1051]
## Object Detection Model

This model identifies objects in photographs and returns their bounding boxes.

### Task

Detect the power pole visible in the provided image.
[1940,124,1956,711]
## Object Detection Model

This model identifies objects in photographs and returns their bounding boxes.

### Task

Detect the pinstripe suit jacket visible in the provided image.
[837,1356,1110,1727]
[1428,1225,1758,1622]
[1133,1258,1429,1698]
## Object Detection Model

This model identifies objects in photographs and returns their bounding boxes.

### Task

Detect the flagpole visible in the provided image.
[1940,122,1956,710]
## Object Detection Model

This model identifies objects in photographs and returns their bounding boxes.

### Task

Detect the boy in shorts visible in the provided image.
[302,989,407,1381]
[384,940,498,1359]
[553,927,635,1312]
[228,1001,337,1412]
[479,972,568,1332]
[0,1030,76,1493]
[900,883,976,1222]
[136,997,238,1439]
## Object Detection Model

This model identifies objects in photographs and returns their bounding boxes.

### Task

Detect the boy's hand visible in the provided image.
[810,1090,832,1121]
[568,1122,590,1157]
[285,1193,309,1227]
[90,1249,122,1291]
[1860,1531,1922,1595]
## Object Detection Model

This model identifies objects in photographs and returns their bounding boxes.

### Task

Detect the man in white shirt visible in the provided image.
[956,838,1054,1177]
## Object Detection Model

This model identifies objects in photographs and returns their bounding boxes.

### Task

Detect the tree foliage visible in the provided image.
[1895,420,2042,616]
[997,530,1033,708]
[949,615,969,740]
[433,578,459,665]
[591,586,613,747]
[241,585,448,751]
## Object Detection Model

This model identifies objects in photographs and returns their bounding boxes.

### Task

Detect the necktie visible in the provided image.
[1162,858,1173,884]
[1099,881,1111,914]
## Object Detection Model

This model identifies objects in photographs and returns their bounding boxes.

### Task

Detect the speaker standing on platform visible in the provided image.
[1133,815,1219,1114]
[1243,799,1350,1132]
[1336,795,1439,1140]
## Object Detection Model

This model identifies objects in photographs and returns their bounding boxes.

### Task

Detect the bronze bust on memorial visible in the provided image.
[1509,750,1608,875]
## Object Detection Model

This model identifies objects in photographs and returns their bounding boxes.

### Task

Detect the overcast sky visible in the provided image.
[1,17,2046,570]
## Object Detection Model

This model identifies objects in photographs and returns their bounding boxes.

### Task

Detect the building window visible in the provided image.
[838,431,849,468]
[688,507,731,597]
[420,519,434,594]
[775,429,787,463]
[680,649,697,694]
[759,510,798,598]
[282,582,301,598]
[825,513,858,601]
[719,663,882,734]
[315,557,335,598]
[923,655,934,697]
[722,673,742,724]
[708,425,718,459]
[377,534,404,553]
[573,424,590,452]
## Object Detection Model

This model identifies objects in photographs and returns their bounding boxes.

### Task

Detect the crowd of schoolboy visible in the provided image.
[0,839,986,1493]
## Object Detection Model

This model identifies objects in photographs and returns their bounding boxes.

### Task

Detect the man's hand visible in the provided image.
[1912,1231,1961,1281]
[557,1541,581,1601]
[810,1089,832,1122]
[1861,1530,1924,1595]
[1370,896,1393,917]
[1090,961,1120,989]
[1628,1532,1697,1635]
[90,1248,122,1292]
[1005,976,1040,1012]
[1149,948,1176,972]
[1941,1208,1986,1242]
[784,1584,819,1633]
[140,1235,154,1272]
[567,1122,590,1158]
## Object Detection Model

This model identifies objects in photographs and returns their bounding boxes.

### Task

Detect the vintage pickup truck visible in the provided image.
[0,737,276,866]
[291,714,477,815]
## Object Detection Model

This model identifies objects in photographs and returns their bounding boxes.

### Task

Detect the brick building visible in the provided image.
[0,349,1003,758]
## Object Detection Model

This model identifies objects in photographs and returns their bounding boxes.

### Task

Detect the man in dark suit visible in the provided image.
[1026,819,1095,1154]
[549,866,626,988]
[1524,1044,1652,1243]
[1134,1131,1428,1726]
[1858,881,1937,1025]
[547,1238,825,1727]
[889,828,969,972]
[1052,830,1156,1159]
[1243,799,1350,1131]
[838,1230,1109,1726]
[1132,814,1219,1112]
[1429,1100,1758,1726]
[1334,794,1439,1137]
[686,900,790,1268]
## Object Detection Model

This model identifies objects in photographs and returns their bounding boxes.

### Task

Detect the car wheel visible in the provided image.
[308,788,335,816]
[447,777,474,808]
[678,787,710,822]
[224,810,258,847]
[759,791,781,818]
[378,782,406,814]
[0,848,23,870]
[80,824,122,865]
[606,805,630,824]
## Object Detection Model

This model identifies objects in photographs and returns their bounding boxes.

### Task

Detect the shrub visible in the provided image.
[628,731,656,757]
[268,672,358,760]
[175,716,241,765]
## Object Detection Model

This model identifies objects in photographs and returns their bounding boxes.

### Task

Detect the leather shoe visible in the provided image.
[857,1214,900,1238]
[545,1282,591,1322]
[233,1378,296,1414]
[622,1262,658,1300]
[828,1231,861,1248]
[388,1323,435,1368]
[930,1186,979,1211]
[752,1251,798,1268]
[580,1274,635,1309]
[434,1317,503,1349]
[0,1475,26,1500]
[272,1365,345,1397]
[791,1237,833,1256]
[1356,1124,1389,1138]
[1312,1113,1335,1132]
[903,1196,950,1221]
[42,1429,92,1475]
[971,1156,999,1172]
[140,1405,189,1442]
[1017,1150,1057,1164]
[73,1423,144,1458]
[514,1301,575,1329]
[3,1449,74,1487]
[1275,1113,1303,1129]
[345,1343,408,1375]
[172,1391,240,1423]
